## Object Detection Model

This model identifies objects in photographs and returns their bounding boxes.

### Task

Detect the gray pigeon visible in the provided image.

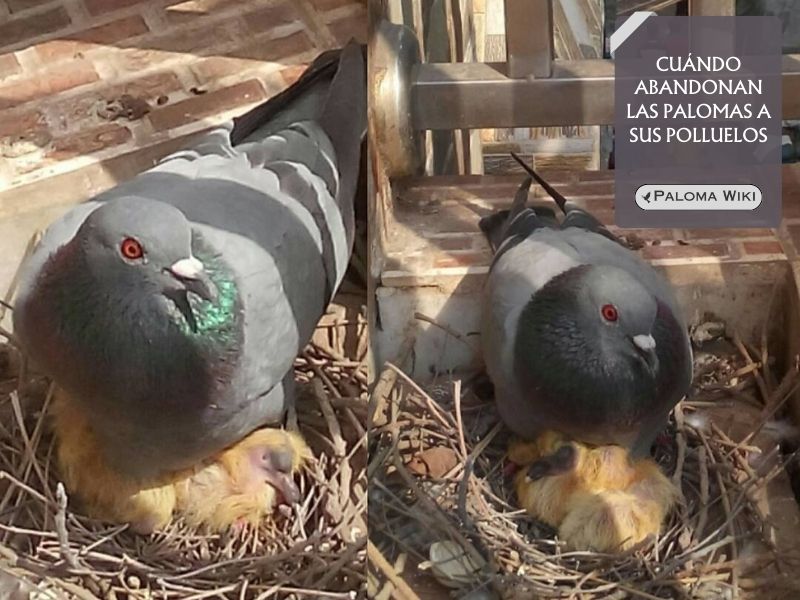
[13,42,366,481]
[480,155,692,458]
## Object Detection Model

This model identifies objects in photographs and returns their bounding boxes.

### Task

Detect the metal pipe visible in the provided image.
[411,55,800,129]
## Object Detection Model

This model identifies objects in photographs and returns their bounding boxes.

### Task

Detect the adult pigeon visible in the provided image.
[480,154,692,551]
[13,42,366,532]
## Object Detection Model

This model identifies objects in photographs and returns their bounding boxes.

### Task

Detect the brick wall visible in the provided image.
[0,0,366,196]
[380,171,799,289]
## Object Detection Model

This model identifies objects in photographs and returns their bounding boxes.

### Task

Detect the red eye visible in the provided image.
[601,304,618,322]
[120,237,143,260]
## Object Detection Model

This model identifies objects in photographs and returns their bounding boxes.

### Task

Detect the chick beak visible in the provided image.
[168,257,217,303]
[632,334,659,373]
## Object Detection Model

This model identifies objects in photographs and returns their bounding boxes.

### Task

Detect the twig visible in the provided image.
[672,403,686,490]
[54,483,80,570]
[694,446,709,545]
[368,335,414,429]
[453,379,467,460]
[413,312,479,354]
[367,540,420,600]
[384,363,455,430]
[0,325,18,347]
[733,332,769,405]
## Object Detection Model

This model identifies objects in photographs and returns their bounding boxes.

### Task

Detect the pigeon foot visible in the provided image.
[510,432,678,552]
[175,427,312,531]
[52,387,177,533]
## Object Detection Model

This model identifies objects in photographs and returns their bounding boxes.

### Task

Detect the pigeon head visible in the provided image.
[75,198,218,327]
[514,264,661,416]
[572,265,660,375]
[16,196,242,425]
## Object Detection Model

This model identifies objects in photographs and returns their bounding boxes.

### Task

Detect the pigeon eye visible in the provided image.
[120,237,144,260]
[601,304,619,322]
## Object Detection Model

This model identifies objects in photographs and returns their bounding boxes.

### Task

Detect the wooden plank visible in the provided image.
[504,0,554,78]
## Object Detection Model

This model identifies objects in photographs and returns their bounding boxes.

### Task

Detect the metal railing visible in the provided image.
[407,0,800,130]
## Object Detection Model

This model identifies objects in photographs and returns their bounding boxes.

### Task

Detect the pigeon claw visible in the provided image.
[526,443,576,481]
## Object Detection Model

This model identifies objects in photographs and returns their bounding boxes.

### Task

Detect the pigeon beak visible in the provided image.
[168,257,217,303]
[632,334,659,373]
[633,334,656,352]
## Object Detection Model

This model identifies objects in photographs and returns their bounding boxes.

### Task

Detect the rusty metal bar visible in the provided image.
[504,0,554,78]
[412,58,613,128]
[689,0,735,16]
[411,54,800,130]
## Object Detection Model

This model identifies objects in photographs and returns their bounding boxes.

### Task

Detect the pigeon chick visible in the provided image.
[509,433,678,552]
[480,154,691,551]
[175,427,313,532]
[52,386,312,533]
[13,42,366,532]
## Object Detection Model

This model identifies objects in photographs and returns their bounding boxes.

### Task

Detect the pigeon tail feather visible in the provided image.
[318,41,367,219]
[479,177,533,251]
[510,152,569,214]
[230,48,342,145]
[509,152,621,245]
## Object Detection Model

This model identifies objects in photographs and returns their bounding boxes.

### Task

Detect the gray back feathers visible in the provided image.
[13,42,367,478]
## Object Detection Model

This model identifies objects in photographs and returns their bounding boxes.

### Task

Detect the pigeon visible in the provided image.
[480,154,692,459]
[12,42,366,530]
[508,431,678,552]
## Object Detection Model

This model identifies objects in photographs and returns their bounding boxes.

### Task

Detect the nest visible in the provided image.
[0,297,368,599]
[368,325,800,599]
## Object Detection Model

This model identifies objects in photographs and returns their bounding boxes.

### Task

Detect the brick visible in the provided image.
[0,6,71,51]
[685,228,773,239]
[641,243,729,261]
[6,0,52,13]
[0,62,98,109]
[434,252,491,268]
[608,227,674,241]
[310,0,355,10]
[114,20,243,72]
[35,16,150,63]
[46,124,132,159]
[0,109,50,158]
[191,31,314,82]
[279,64,308,86]
[788,226,800,252]
[84,0,147,16]
[0,109,46,138]
[148,79,266,131]
[163,0,241,23]
[408,179,613,203]
[230,30,313,62]
[328,11,367,44]
[395,203,488,234]
[783,200,800,219]
[243,2,301,34]
[384,254,424,272]
[742,241,784,256]
[590,209,614,226]
[427,237,475,251]
[0,54,21,79]
[45,72,182,134]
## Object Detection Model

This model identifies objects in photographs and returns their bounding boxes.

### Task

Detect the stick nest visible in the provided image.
[368,327,800,599]
[0,299,368,599]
